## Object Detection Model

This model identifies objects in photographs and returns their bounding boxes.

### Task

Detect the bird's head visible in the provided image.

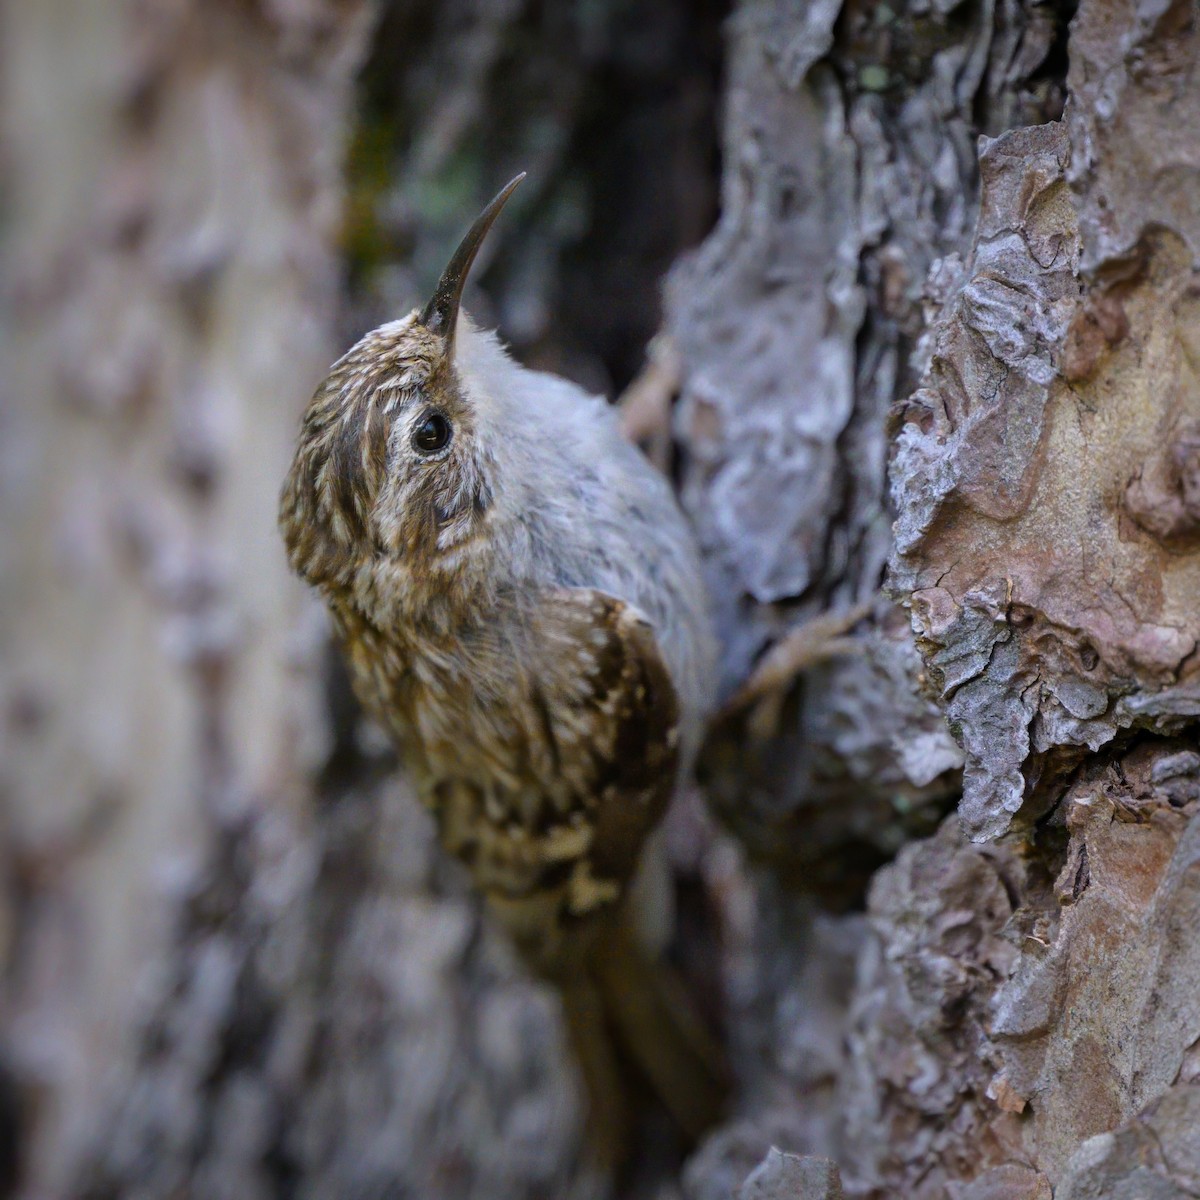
[279,176,525,614]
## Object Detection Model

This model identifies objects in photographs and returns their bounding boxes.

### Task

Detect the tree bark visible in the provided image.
[674,0,1200,1196]
[1,0,1198,1198]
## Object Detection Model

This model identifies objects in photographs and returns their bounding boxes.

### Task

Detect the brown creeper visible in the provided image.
[279,176,725,1159]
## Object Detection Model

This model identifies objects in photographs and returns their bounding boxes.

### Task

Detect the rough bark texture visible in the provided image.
[2,0,1199,1198]
[670,0,1200,1194]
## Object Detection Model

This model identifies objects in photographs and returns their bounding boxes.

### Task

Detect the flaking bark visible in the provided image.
[674,0,1200,1194]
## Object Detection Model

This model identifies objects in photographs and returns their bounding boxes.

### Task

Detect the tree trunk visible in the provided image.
[1,0,1197,1198]
[677,0,1200,1196]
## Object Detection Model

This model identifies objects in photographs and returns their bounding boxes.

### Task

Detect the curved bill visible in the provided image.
[419,172,526,348]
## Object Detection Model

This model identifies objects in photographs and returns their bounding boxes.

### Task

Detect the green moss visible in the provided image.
[858,64,890,91]
[341,117,403,278]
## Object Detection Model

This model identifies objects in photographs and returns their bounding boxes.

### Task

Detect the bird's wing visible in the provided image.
[458,587,681,973]
[533,586,681,875]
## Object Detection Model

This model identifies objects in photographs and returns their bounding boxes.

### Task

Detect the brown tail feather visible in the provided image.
[559,911,729,1166]
[591,914,729,1142]
[560,972,633,1168]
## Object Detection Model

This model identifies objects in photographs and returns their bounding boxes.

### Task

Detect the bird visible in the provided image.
[279,175,726,1163]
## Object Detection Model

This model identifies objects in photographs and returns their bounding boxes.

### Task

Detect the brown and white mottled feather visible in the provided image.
[336,587,679,975]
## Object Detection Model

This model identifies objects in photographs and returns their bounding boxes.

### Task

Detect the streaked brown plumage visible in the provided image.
[279,176,724,1161]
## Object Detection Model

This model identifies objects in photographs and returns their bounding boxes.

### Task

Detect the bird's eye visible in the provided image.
[412,411,452,455]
